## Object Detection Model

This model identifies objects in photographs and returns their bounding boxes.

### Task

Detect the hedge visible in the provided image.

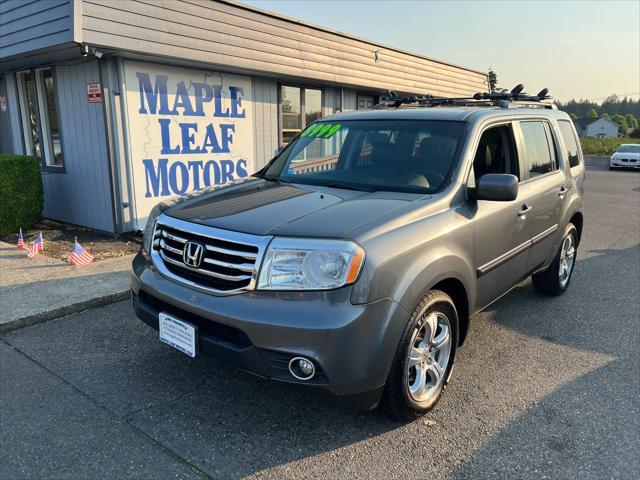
[580,137,638,156]
[0,154,44,236]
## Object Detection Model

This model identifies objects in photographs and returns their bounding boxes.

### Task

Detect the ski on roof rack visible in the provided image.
[375,84,556,110]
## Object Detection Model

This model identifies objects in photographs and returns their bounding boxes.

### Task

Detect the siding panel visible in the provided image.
[41,60,114,232]
[81,0,486,96]
[82,0,484,92]
[342,89,358,112]
[252,77,278,170]
[0,0,73,59]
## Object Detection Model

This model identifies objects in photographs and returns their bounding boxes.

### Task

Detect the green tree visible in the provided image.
[555,96,640,119]
[611,114,628,135]
[488,68,498,93]
[587,108,598,118]
[625,114,639,128]
[602,113,610,119]
[618,121,628,135]
[569,112,578,121]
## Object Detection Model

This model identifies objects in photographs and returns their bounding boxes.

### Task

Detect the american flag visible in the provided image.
[17,228,27,250]
[27,234,42,258]
[70,241,93,266]
[38,231,44,252]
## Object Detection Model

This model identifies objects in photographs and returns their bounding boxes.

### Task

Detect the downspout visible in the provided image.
[115,57,139,231]
[97,58,121,234]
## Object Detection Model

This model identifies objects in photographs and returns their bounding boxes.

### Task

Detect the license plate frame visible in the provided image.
[159,312,198,358]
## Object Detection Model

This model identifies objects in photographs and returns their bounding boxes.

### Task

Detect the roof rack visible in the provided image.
[375,84,556,110]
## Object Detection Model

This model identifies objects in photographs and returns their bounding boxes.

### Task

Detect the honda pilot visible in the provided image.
[131,90,585,419]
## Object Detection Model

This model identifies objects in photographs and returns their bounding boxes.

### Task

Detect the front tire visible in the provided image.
[382,290,458,421]
[532,223,578,295]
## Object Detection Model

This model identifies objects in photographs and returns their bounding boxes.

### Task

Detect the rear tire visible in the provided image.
[382,290,458,421]
[532,223,578,296]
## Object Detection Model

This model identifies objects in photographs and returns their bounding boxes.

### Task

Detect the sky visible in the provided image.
[241,0,640,102]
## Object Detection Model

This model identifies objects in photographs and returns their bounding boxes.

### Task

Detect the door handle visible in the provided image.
[558,186,568,197]
[518,204,533,217]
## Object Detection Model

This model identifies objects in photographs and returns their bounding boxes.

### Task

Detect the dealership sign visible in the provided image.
[123,61,254,224]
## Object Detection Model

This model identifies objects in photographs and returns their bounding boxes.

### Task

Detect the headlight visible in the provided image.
[142,203,165,253]
[258,238,365,290]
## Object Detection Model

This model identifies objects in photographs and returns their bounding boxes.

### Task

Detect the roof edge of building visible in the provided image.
[219,0,487,78]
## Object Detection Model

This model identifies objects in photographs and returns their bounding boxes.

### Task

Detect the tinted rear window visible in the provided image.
[558,120,581,168]
[520,121,557,177]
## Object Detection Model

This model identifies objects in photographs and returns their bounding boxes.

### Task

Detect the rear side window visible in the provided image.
[520,121,557,178]
[558,120,581,168]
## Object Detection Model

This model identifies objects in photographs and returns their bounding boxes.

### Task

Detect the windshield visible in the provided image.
[263,120,467,193]
[616,145,640,153]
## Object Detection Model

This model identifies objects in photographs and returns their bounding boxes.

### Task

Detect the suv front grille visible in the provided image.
[151,214,271,294]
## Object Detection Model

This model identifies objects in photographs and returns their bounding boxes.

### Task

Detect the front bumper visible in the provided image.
[610,158,640,168]
[131,252,408,409]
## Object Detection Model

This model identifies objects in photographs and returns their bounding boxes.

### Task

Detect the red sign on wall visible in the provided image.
[87,82,102,103]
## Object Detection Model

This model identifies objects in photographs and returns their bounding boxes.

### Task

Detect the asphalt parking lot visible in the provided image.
[1,166,638,480]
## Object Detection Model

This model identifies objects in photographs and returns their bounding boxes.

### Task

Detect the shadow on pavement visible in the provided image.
[453,245,640,479]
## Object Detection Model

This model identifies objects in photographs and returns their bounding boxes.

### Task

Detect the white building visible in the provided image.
[0,0,488,233]
[574,117,619,138]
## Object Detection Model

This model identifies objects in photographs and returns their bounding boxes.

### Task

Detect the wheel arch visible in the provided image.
[430,277,470,346]
[569,211,583,246]
[394,255,475,348]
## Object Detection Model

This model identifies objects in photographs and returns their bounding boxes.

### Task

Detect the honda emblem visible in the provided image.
[183,241,204,268]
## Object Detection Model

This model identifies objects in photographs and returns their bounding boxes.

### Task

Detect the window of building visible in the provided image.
[279,85,322,146]
[557,120,581,168]
[16,71,41,159]
[16,68,64,169]
[519,121,557,178]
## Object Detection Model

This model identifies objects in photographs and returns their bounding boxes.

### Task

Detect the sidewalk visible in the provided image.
[0,241,135,333]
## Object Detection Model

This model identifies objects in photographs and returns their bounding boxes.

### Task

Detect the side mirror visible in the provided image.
[470,174,519,201]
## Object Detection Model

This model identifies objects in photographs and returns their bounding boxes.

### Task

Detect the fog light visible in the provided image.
[288,356,316,381]
[299,359,314,375]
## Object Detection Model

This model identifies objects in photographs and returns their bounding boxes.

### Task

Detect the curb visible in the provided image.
[0,290,130,335]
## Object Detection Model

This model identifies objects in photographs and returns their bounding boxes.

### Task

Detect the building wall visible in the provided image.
[41,60,114,232]
[80,0,487,96]
[585,118,619,138]
[0,0,74,58]
[1,1,489,233]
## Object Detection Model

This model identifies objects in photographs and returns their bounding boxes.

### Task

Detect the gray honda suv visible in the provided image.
[132,89,585,419]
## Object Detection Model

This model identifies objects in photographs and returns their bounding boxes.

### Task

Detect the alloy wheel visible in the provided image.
[558,232,576,288]
[406,311,452,403]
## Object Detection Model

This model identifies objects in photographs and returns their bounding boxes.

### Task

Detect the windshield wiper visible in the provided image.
[326,182,373,192]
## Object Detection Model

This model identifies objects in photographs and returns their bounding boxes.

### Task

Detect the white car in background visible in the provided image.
[610,144,640,169]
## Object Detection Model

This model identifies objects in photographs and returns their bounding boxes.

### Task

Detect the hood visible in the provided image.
[165,179,422,238]
[612,151,640,159]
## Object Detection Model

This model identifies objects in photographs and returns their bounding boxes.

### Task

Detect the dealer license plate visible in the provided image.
[159,312,198,358]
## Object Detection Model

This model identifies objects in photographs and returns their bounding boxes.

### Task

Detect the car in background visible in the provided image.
[610,144,640,169]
